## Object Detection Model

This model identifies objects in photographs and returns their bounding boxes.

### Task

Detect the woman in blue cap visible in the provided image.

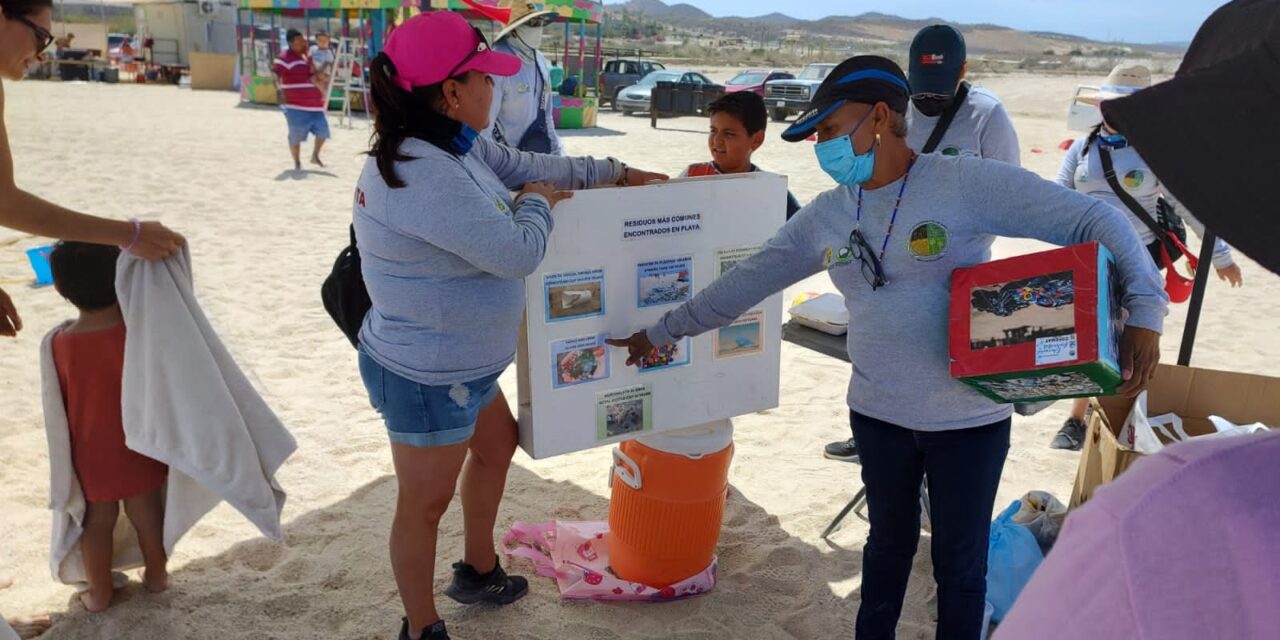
[610,55,1169,640]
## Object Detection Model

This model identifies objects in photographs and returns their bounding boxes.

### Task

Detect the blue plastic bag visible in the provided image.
[986,500,1044,622]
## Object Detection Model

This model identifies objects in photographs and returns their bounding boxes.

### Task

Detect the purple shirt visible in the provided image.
[997,431,1280,639]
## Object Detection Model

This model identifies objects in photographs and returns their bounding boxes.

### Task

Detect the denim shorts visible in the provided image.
[358,350,502,448]
[284,109,330,146]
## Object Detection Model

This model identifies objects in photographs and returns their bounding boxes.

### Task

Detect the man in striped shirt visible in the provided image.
[273,30,329,170]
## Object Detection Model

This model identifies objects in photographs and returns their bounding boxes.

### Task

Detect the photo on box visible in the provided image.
[716,310,764,359]
[970,271,1076,350]
[715,245,760,279]
[637,257,693,307]
[550,334,611,389]
[544,268,606,323]
[595,384,653,441]
[638,338,691,372]
[973,370,1103,401]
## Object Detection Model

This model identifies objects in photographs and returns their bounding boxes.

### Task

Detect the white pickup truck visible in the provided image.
[763,62,838,122]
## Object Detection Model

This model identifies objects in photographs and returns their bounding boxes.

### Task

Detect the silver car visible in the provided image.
[615,70,716,115]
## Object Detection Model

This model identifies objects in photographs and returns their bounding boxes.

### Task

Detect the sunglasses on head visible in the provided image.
[13,15,54,56]
[445,26,491,80]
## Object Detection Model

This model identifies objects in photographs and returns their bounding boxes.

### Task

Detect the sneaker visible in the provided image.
[823,437,859,462]
[443,556,528,606]
[399,618,449,640]
[1051,418,1087,451]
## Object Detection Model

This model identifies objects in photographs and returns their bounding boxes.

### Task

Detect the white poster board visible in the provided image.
[518,172,787,458]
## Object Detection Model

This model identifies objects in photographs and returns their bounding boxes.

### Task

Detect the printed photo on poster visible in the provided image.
[596,385,653,440]
[545,269,606,323]
[969,271,1075,350]
[716,310,764,359]
[550,334,611,389]
[715,246,760,279]
[637,257,693,307]
[638,338,691,372]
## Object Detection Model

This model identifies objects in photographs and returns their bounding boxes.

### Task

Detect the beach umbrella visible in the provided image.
[1101,0,1280,364]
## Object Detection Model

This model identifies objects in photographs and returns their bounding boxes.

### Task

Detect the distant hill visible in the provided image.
[603,1,1181,56]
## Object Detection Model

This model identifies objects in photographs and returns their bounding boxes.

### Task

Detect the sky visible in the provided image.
[633,1,1224,44]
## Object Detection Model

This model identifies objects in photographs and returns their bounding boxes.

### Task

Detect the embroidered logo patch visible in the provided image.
[908,221,950,261]
[823,246,855,268]
[941,146,962,157]
[1123,169,1145,189]
[496,197,509,214]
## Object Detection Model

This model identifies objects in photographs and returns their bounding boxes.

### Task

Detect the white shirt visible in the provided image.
[1056,136,1234,268]
[483,40,564,156]
[906,85,1021,166]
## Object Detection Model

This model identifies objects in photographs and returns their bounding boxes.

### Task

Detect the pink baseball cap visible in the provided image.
[383,12,521,92]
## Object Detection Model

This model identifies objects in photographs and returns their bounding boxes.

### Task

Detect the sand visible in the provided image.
[0,71,1275,640]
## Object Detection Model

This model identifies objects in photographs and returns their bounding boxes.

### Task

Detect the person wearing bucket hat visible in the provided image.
[353,12,665,640]
[482,1,565,155]
[610,55,1169,640]
[1049,63,1243,452]
[0,0,184,346]
[824,25,1021,464]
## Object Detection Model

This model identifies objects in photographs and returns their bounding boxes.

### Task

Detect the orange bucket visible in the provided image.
[608,437,733,588]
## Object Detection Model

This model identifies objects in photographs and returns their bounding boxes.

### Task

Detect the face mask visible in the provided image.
[815,109,876,186]
[1101,132,1128,148]
[516,24,543,50]
[911,95,952,118]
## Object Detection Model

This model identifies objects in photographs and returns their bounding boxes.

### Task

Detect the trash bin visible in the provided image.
[653,81,675,114]
[100,67,120,83]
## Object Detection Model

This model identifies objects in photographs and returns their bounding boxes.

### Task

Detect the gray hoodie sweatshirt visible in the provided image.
[646,153,1169,431]
[355,135,620,386]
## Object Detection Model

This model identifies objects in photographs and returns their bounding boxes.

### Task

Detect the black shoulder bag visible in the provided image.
[920,81,970,155]
[321,224,371,348]
[1096,143,1188,264]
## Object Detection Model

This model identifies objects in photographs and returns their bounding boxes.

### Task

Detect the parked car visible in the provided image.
[615,70,719,115]
[724,68,794,96]
[600,59,666,111]
[763,62,838,122]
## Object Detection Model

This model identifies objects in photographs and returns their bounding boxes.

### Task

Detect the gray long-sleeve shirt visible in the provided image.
[906,85,1021,166]
[646,153,1169,431]
[355,135,620,386]
[1056,136,1235,269]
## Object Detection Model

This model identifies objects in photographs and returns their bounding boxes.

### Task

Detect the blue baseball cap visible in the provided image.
[781,55,911,142]
[909,25,966,96]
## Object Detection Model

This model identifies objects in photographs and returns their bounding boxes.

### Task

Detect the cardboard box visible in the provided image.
[950,242,1123,403]
[517,172,787,459]
[1070,364,1280,508]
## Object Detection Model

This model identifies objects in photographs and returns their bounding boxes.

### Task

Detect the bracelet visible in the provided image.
[121,218,142,252]
[616,163,630,186]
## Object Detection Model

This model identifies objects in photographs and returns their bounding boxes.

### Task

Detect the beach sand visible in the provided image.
[0,72,1274,639]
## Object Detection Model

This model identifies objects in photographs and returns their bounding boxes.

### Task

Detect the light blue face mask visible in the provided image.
[815,108,876,186]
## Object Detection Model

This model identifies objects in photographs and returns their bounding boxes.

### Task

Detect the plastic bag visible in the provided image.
[503,520,716,601]
[1117,391,1187,454]
[1010,491,1068,555]
[986,500,1044,623]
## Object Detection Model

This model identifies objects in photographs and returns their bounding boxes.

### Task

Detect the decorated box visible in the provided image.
[553,95,598,129]
[949,242,1124,403]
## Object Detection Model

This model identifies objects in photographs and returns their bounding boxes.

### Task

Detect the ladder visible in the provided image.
[326,37,370,129]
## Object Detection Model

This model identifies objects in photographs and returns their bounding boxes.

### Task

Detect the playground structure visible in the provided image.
[236,0,412,107]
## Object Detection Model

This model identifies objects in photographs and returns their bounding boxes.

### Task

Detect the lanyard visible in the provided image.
[855,158,915,264]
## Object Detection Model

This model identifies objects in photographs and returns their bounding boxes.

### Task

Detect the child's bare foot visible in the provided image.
[8,613,52,639]
[143,569,169,594]
[79,589,112,612]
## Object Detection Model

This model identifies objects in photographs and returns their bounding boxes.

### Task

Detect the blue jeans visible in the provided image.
[851,411,1011,640]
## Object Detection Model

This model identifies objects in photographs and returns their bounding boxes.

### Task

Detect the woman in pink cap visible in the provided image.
[353,11,666,640]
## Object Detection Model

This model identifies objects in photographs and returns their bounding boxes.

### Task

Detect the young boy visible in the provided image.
[680,91,803,220]
[310,32,336,89]
[46,242,169,612]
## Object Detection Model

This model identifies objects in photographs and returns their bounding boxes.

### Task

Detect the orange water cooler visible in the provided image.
[608,421,734,588]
